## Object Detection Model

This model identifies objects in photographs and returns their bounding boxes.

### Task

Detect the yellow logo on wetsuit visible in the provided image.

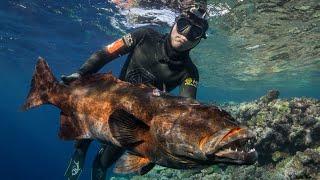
[184,78,198,87]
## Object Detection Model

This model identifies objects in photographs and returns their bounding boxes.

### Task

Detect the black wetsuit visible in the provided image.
[78,28,199,99]
[65,27,200,180]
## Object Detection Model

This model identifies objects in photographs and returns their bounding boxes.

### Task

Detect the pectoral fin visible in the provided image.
[109,109,149,147]
[114,152,155,175]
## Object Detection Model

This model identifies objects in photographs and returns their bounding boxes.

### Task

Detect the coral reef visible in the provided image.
[111,90,320,179]
[222,90,320,165]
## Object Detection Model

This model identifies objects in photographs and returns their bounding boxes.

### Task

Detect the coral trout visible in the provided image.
[23,58,257,175]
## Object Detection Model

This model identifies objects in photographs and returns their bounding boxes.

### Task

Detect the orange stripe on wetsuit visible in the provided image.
[104,38,126,56]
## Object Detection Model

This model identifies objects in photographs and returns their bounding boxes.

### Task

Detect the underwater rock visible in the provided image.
[259,89,280,103]
[112,91,320,179]
[224,91,320,164]
[273,148,320,179]
[272,151,289,162]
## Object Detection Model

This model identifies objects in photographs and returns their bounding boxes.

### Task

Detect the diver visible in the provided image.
[61,1,208,179]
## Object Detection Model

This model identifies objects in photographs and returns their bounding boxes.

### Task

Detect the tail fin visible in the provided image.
[22,57,58,110]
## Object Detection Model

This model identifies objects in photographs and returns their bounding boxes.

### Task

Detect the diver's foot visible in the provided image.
[91,148,107,180]
[64,149,85,180]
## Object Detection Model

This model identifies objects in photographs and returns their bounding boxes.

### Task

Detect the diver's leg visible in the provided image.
[91,143,124,180]
[64,139,92,180]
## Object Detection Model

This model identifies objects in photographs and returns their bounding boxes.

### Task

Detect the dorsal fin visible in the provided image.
[114,152,154,175]
[109,109,149,147]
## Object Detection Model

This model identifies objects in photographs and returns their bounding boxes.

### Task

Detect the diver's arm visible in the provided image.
[179,60,199,99]
[61,39,128,84]
[78,39,129,75]
[61,40,128,84]
[179,77,198,99]
[61,28,149,84]
[78,28,149,75]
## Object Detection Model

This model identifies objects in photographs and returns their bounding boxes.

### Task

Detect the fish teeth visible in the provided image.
[249,148,256,153]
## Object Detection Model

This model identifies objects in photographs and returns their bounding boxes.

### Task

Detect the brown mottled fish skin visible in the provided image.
[24,58,257,172]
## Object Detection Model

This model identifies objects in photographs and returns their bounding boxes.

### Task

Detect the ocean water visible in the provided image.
[1,0,319,179]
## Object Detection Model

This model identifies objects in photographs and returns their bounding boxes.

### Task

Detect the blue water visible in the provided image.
[1,1,125,179]
[1,0,319,179]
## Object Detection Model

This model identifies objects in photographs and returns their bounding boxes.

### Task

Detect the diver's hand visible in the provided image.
[61,72,81,84]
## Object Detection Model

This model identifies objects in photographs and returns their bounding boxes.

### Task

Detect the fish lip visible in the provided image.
[204,127,257,164]
[204,127,255,153]
[207,150,258,165]
[212,148,258,164]
[215,127,255,150]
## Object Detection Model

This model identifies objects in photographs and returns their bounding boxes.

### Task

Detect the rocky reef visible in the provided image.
[111,90,320,179]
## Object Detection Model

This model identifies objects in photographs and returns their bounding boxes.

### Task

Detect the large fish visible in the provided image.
[23,58,257,175]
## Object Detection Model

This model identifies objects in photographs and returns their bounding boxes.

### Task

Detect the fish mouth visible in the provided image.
[205,127,258,165]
